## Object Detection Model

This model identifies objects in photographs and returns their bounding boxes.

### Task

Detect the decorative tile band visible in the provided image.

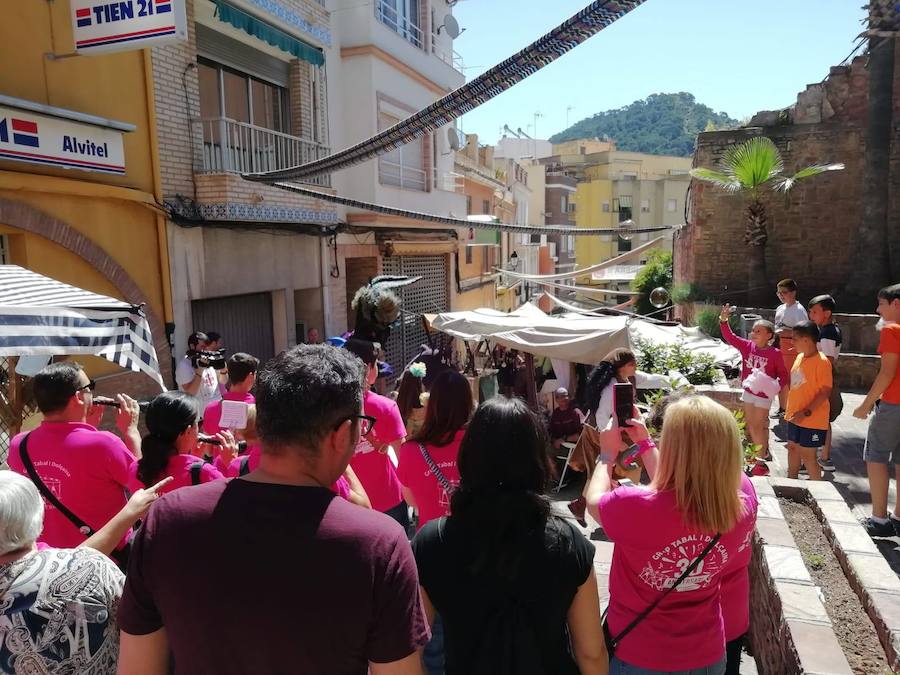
[199,201,339,223]
[245,0,332,46]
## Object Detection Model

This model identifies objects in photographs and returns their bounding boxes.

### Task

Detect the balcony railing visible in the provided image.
[376,0,423,49]
[378,157,427,191]
[192,117,331,187]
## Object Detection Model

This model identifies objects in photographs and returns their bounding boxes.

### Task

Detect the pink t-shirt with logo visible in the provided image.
[397,430,464,530]
[597,473,758,671]
[202,391,255,436]
[127,454,224,495]
[8,422,136,550]
[226,445,261,477]
[350,390,406,512]
[721,321,789,396]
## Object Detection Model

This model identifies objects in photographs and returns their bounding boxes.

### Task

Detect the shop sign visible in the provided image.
[70,0,187,53]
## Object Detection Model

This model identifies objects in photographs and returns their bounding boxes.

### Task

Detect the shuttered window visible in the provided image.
[191,292,275,365]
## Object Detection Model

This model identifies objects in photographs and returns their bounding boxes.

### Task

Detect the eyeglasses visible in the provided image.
[336,414,377,437]
[74,379,96,394]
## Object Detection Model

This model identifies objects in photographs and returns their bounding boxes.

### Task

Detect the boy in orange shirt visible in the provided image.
[853,283,900,537]
[785,321,832,481]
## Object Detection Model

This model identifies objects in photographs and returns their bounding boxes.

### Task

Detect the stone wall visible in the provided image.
[676,48,900,307]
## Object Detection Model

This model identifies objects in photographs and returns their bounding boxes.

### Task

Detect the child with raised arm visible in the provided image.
[785,321,832,481]
[719,304,789,472]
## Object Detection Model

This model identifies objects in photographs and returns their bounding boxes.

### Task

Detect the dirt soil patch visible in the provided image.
[780,498,891,675]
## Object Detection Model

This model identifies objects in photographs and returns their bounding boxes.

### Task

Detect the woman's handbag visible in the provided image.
[571,413,604,475]
[601,533,722,656]
[19,433,132,571]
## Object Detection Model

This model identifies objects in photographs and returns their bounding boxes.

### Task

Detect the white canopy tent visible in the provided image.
[0,266,165,389]
[427,302,740,369]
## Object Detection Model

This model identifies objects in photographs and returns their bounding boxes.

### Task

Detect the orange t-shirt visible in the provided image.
[786,351,832,430]
[879,324,900,404]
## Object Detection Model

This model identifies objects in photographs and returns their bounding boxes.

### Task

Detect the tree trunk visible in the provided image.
[845,33,895,307]
[745,200,770,306]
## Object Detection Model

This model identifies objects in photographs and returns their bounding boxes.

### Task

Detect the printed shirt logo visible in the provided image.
[640,534,728,592]
[745,354,769,371]
[791,367,807,389]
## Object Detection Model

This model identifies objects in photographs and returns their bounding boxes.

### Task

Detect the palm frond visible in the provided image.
[720,137,784,190]
[689,168,742,192]
[773,162,845,192]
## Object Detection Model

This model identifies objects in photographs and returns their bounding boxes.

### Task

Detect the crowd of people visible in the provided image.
[0,283,897,674]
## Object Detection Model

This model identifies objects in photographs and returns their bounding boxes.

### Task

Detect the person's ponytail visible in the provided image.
[135,392,198,487]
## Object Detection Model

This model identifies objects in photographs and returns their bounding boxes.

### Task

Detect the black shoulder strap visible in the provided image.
[19,433,96,537]
[418,443,453,494]
[239,456,250,476]
[190,462,204,485]
[604,532,722,649]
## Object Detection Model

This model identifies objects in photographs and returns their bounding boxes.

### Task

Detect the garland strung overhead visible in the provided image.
[270,182,670,236]
[244,0,646,182]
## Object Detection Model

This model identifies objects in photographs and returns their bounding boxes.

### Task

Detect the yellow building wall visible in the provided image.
[574,179,615,281]
[0,3,172,382]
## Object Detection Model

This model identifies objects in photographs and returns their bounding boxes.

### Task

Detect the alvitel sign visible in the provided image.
[0,106,126,175]
[70,0,187,54]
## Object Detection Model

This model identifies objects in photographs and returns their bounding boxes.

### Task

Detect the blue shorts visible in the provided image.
[786,422,827,449]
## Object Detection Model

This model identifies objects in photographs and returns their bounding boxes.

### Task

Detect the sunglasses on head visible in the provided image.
[74,379,96,394]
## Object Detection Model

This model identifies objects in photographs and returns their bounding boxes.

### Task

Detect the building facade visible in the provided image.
[0,2,174,399]
[153,0,336,368]
[327,0,467,370]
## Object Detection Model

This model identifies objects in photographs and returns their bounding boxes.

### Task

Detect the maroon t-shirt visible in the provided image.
[118,479,430,674]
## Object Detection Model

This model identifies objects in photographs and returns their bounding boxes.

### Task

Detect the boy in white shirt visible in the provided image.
[774,278,809,416]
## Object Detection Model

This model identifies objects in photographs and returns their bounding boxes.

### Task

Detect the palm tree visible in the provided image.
[690,137,843,305]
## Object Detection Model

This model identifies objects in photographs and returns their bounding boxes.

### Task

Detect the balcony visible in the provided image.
[376,0,423,49]
[192,117,331,187]
[378,157,427,191]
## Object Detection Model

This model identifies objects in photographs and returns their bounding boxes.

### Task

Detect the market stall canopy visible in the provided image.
[427,302,740,368]
[0,266,165,389]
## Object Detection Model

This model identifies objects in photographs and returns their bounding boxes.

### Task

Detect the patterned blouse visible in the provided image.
[0,547,125,674]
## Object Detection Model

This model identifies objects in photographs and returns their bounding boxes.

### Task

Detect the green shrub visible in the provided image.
[670,282,706,305]
[695,308,741,339]
[633,336,718,385]
[632,250,673,315]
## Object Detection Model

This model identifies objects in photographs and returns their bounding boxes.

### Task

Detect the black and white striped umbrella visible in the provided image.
[0,266,164,389]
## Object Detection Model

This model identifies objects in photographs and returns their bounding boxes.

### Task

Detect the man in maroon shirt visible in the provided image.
[117,344,430,675]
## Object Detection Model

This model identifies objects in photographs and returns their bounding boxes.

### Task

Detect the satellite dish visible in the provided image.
[438,14,462,38]
[447,127,461,151]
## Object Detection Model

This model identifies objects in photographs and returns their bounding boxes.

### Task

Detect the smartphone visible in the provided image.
[617,478,635,488]
[614,382,635,428]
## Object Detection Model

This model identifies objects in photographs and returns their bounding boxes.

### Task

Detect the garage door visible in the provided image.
[191,292,275,364]
[380,255,448,374]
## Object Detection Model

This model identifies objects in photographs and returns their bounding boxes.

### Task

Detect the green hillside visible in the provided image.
[549,92,741,157]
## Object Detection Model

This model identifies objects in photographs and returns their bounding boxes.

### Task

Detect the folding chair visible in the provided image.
[554,441,577,492]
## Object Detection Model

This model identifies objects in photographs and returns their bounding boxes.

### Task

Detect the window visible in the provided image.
[198,58,288,132]
[466,195,472,215]
[567,202,576,214]
[622,172,638,181]
[566,235,575,251]
[640,199,650,213]
[602,201,610,213]
[378,100,426,191]
[482,246,497,274]
[482,199,491,215]
[0,235,8,264]
[376,0,423,48]
[561,195,567,213]
[666,198,678,212]
[465,245,473,265]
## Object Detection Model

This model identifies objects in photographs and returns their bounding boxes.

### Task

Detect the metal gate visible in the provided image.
[380,255,448,374]
[191,292,275,365]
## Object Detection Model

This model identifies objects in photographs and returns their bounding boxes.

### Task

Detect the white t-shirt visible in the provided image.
[175,356,221,411]
[775,302,808,328]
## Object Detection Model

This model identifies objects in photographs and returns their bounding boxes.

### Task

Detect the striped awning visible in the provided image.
[0,266,164,389]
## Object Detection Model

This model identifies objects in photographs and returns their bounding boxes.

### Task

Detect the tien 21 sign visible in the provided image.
[0,106,126,175]
[70,0,188,54]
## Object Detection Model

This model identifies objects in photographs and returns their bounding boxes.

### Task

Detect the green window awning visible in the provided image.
[213,0,324,67]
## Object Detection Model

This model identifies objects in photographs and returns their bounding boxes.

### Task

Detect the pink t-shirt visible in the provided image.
[8,422,136,549]
[128,454,224,495]
[597,473,758,671]
[397,430,464,530]
[333,475,352,501]
[721,321,789,396]
[350,390,406,512]
[202,391,255,436]
[226,445,261,478]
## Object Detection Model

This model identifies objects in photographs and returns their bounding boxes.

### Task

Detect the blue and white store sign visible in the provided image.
[0,106,126,175]
[70,0,188,53]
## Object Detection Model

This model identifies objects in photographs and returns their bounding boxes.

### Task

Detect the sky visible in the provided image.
[451,0,867,144]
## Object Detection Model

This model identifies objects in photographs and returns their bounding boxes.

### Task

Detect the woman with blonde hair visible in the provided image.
[586,394,758,675]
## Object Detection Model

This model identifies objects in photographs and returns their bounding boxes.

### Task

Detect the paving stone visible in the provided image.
[802,480,846,503]
[751,476,775,497]
[787,619,855,674]
[775,582,832,625]
[764,545,814,585]
[811,498,859,525]
[769,477,809,502]
[865,591,900,669]
[756,516,798,548]
[827,521,883,557]
[845,552,900,593]
[593,540,614,565]
[758,494,786,519]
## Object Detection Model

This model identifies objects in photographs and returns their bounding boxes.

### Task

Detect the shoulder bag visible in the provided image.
[602,532,722,656]
[19,432,131,571]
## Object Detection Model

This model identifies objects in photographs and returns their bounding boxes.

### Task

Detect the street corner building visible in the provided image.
[0,2,175,408]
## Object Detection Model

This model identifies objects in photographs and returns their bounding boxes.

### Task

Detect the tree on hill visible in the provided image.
[549,92,740,157]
